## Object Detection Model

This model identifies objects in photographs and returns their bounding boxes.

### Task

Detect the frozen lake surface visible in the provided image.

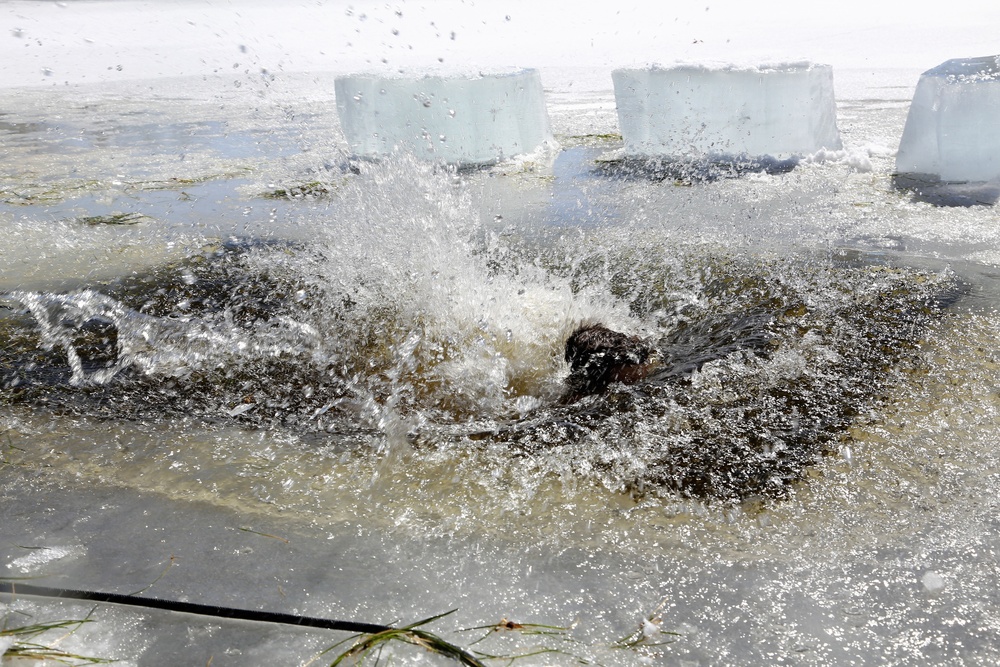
[3,63,1000,667]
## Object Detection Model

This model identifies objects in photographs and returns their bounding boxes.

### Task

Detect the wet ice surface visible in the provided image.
[2,69,1000,666]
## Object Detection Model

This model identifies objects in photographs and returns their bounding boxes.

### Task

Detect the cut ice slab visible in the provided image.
[611,62,842,162]
[896,55,1000,184]
[335,68,552,166]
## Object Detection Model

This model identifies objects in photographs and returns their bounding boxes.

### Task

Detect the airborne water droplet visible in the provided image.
[921,571,946,592]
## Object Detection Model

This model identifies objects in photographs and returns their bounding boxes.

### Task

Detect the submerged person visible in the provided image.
[562,322,659,402]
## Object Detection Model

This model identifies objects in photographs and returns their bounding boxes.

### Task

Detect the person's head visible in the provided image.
[562,323,656,401]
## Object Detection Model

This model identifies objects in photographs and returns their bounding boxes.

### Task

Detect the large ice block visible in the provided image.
[335,69,552,166]
[612,62,842,161]
[896,55,1000,183]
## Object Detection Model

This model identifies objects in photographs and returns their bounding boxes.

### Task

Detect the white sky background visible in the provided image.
[1,0,999,88]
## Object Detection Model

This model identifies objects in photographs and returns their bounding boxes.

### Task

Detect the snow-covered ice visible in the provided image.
[896,55,1000,183]
[335,69,552,165]
[612,62,842,161]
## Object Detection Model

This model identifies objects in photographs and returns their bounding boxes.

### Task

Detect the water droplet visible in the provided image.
[353,93,363,102]
[448,109,456,117]
[505,15,511,21]
[439,135,446,143]
[11,27,24,38]
[391,28,399,36]
[422,99,432,108]
[921,571,945,592]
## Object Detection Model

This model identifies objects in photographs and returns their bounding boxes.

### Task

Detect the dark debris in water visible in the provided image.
[259,180,341,200]
[595,154,799,184]
[892,173,1000,207]
[0,241,969,501]
[1,241,354,430]
[77,212,149,226]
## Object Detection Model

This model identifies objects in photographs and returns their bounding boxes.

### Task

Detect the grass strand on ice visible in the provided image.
[1,607,110,665]
[320,609,486,667]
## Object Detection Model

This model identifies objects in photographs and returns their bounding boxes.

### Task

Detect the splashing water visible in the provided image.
[4,73,1000,666]
[0,155,965,503]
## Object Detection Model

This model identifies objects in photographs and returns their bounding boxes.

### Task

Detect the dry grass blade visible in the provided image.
[460,619,575,647]
[325,610,487,667]
[238,526,290,543]
[1,617,111,664]
[612,598,681,650]
[458,618,589,664]
[127,553,177,596]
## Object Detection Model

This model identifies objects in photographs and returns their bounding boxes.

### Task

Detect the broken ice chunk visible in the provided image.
[612,62,842,162]
[896,55,1000,184]
[335,68,552,166]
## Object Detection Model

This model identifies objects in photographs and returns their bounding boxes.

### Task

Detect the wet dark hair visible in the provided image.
[562,323,655,401]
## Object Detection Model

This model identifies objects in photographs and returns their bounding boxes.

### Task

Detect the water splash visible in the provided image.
[0,156,967,503]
